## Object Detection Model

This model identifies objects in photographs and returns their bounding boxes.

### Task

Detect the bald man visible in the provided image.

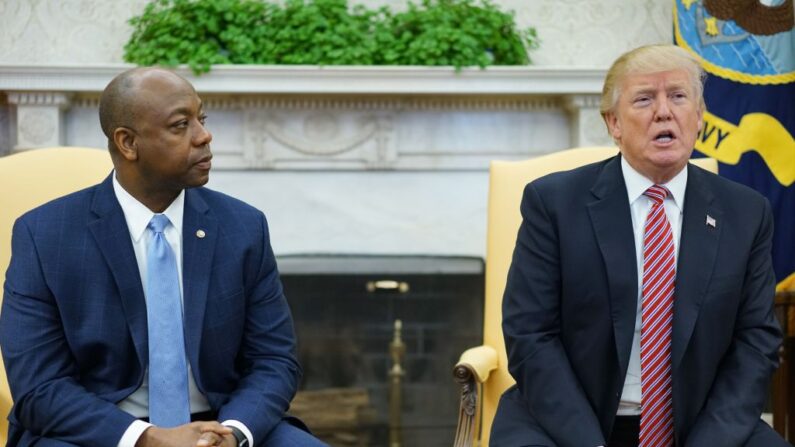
[0,68,326,447]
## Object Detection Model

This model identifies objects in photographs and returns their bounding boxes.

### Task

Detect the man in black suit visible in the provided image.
[490,44,788,447]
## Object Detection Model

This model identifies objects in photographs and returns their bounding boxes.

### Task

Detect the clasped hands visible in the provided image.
[136,421,236,447]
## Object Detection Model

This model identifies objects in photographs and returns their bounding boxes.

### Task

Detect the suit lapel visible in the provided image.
[181,189,218,378]
[587,156,639,374]
[672,164,721,372]
[88,175,148,368]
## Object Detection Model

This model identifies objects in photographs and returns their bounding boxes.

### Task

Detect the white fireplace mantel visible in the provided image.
[0,64,606,94]
[0,64,614,169]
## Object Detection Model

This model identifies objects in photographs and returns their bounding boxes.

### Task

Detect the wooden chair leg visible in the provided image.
[785,336,794,442]
[453,364,479,447]
[773,292,794,442]
[772,344,786,438]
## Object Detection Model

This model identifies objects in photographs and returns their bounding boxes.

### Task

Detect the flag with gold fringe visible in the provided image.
[674,0,795,291]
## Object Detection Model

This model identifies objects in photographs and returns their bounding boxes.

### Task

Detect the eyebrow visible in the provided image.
[166,103,204,120]
[629,84,691,97]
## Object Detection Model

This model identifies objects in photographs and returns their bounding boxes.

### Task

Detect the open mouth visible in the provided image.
[654,130,675,144]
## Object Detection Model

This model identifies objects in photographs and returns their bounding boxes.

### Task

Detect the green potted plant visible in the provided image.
[124,0,538,74]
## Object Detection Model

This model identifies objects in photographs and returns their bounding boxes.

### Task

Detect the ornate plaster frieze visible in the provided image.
[71,95,100,108]
[204,96,560,111]
[7,91,72,150]
[242,109,397,169]
[7,91,71,107]
[562,94,603,111]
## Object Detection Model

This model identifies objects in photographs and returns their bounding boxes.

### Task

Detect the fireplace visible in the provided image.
[279,255,485,447]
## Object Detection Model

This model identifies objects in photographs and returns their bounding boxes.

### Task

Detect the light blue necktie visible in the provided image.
[146,214,190,427]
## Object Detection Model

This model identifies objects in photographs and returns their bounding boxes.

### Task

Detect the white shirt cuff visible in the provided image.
[222,419,254,446]
[117,420,153,447]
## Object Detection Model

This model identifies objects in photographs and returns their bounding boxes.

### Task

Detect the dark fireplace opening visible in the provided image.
[279,255,485,447]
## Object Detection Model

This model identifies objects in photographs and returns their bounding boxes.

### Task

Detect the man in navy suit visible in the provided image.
[490,45,789,446]
[0,68,326,446]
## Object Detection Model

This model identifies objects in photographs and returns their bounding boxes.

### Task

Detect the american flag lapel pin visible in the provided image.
[706,214,716,228]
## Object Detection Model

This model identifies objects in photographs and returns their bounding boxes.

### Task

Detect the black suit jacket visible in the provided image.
[492,155,782,447]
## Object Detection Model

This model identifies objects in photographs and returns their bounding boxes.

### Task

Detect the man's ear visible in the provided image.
[113,127,138,161]
[696,103,705,134]
[604,111,621,142]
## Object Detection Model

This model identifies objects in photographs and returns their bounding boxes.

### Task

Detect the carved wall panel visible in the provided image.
[7,92,71,151]
[241,108,396,170]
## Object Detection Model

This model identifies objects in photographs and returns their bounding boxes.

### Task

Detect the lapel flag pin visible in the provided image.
[706,215,716,228]
[196,229,206,238]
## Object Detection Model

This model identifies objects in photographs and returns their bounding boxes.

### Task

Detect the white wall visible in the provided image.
[0,0,671,66]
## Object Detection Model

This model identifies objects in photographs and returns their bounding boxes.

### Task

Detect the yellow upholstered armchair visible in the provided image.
[0,147,112,444]
[452,147,718,447]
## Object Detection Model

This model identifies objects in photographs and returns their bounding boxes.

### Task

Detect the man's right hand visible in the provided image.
[135,422,233,447]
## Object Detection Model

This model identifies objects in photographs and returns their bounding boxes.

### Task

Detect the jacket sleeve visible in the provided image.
[215,212,302,442]
[502,183,605,447]
[684,199,782,446]
[0,217,138,445]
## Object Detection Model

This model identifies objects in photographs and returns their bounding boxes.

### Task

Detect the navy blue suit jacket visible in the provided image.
[492,156,782,447]
[0,175,301,446]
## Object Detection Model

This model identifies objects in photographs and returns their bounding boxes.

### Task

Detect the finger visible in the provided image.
[198,422,233,435]
[196,430,223,447]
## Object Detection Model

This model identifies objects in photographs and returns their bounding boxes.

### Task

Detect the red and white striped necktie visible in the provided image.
[639,185,675,447]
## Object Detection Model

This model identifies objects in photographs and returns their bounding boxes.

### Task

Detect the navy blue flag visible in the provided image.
[674,0,795,291]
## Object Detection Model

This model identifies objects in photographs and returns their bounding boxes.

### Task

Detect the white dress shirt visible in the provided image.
[617,157,687,416]
[112,174,253,447]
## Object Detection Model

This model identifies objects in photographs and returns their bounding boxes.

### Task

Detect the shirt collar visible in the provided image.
[112,172,185,243]
[621,156,687,210]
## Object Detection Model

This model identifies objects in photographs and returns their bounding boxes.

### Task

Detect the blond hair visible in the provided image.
[600,44,705,117]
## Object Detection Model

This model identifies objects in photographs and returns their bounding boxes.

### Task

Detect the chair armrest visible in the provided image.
[455,345,499,384]
[452,345,498,447]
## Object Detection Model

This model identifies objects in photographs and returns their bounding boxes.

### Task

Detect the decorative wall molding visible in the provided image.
[563,94,614,147]
[242,110,397,169]
[0,64,606,95]
[1,65,604,169]
[205,96,562,112]
[563,94,603,111]
[6,91,72,107]
[6,91,71,151]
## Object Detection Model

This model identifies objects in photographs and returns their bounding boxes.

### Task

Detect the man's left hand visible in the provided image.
[196,424,235,447]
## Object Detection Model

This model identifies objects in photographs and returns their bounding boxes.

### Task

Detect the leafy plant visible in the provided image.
[125,0,274,73]
[382,0,537,67]
[257,0,386,65]
[124,0,539,74]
